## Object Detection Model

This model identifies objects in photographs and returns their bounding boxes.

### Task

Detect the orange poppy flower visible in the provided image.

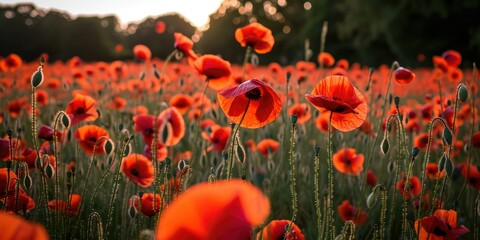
[65,93,98,126]
[414,133,430,150]
[157,107,185,146]
[35,89,49,106]
[132,192,162,217]
[194,54,232,92]
[396,176,422,200]
[48,194,82,217]
[317,52,335,67]
[133,44,151,62]
[205,126,231,152]
[169,94,193,114]
[0,212,49,240]
[218,78,282,129]
[394,67,416,85]
[121,154,154,188]
[235,22,275,54]
[336,59,349,70]
[174,32,199,63]
[305,75,367,132]
[426,162,445,180]
[133,114,156,145]
[0,53,23,72]
[447,68,463,82]
[4,188,36,213]
[441,50,462,67]
[414,209,469,240]
[7,97,27,118]
[287,103,311,124]
[257,219,305,240]
[74,125,109,155]
[155,179,270,240]
[0,168,17,196]
[338,200,368,225]
[257,139,280,157]
[245,139,257,152]
[433,56,448,73]
[19,148,38,169]
[314,112,332,133]
[107,96,127,110]
[332,148,364,176]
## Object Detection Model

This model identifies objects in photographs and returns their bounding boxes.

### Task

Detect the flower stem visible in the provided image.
[226,100,250,180]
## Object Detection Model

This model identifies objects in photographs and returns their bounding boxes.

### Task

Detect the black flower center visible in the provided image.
[131,168,139,177]
[75,107,85,115]
[245,88,261,100]
[432,226,447,236]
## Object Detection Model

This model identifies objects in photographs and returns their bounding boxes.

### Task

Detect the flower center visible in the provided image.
[245,88,261,100]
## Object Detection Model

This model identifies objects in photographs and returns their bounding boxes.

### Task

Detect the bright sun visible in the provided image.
[0,0,224,28]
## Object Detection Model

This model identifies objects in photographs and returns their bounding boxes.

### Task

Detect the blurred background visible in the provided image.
[0,0,479,67]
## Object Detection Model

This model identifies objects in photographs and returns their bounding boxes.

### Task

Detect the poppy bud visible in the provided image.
[103,138,114,155]
[7,128,13,138]
[444,155,454,178]
[438,153,447,172]
[291,114,298,125]
[128,204,137,219]
[388,161,396,173]
[177,159,187,171]
[411,147,420,160]
[123,143,131,157]
[394,96,400,108]
[44,163,55,179]
[23,174,32,190]
[443,127,453,145]
[458,84,468,102]
[62,113,70,129]
[367,191,377,209]
[314,145,321,156]
[380,138,389,155]
[6,160,12,169]
[140,72,145,80]
[31,66,44,87]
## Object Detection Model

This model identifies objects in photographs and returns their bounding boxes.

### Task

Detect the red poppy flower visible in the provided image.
[48,194,82,217]
[396,176,422,200]
[3,188,36,213]
[395,67,416,85]
[19,148,38,169]
[133,114,156,145]
[433,56,449,73]
[0,212,49,240]
[38,125,62,142]
[332,148,364,176]
[472,132,480,148]
[256,139,280,157]
[218,78,282,129]
[174,32,199,63]
[338,200,368,225]
[157,107,185,146]
[107,96,127,110]
[441,50,462,67]
[460,164,480,190]
[305,75,367,132]
[235,22,275,54]
[314,113,332,133]
[287,103,311,124]
[0,53,23,72]
[132,192,162,217]
[367,170,377,187]
[7,97,27,118]
[414,209,469,240]
[35,89,49,106]
[155,179,270,240]
[169,94,193,114]
[426,162,445,180]
[336,59,349,70]
[121,154,154,188]
[133,44,151,62]
[65,93,98,126]
[74,125,109,155]
[318,52,335,67]
[0,138,10,160]
[257,219,305,240]
[155,21,166,34]
[143,142,168,162]
[194,54,232,92]
[414,133,432,151]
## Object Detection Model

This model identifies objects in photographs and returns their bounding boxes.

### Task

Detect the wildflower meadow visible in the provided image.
[0,4,479,240]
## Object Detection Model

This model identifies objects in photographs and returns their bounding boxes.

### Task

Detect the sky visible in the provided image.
[2,0,224,27]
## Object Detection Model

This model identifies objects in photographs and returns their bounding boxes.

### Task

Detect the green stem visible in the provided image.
[327,112,335,240]
[226,100,250,180]
[314,145,322,240]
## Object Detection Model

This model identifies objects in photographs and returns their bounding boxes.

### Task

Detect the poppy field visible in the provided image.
[1,22,479,240]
